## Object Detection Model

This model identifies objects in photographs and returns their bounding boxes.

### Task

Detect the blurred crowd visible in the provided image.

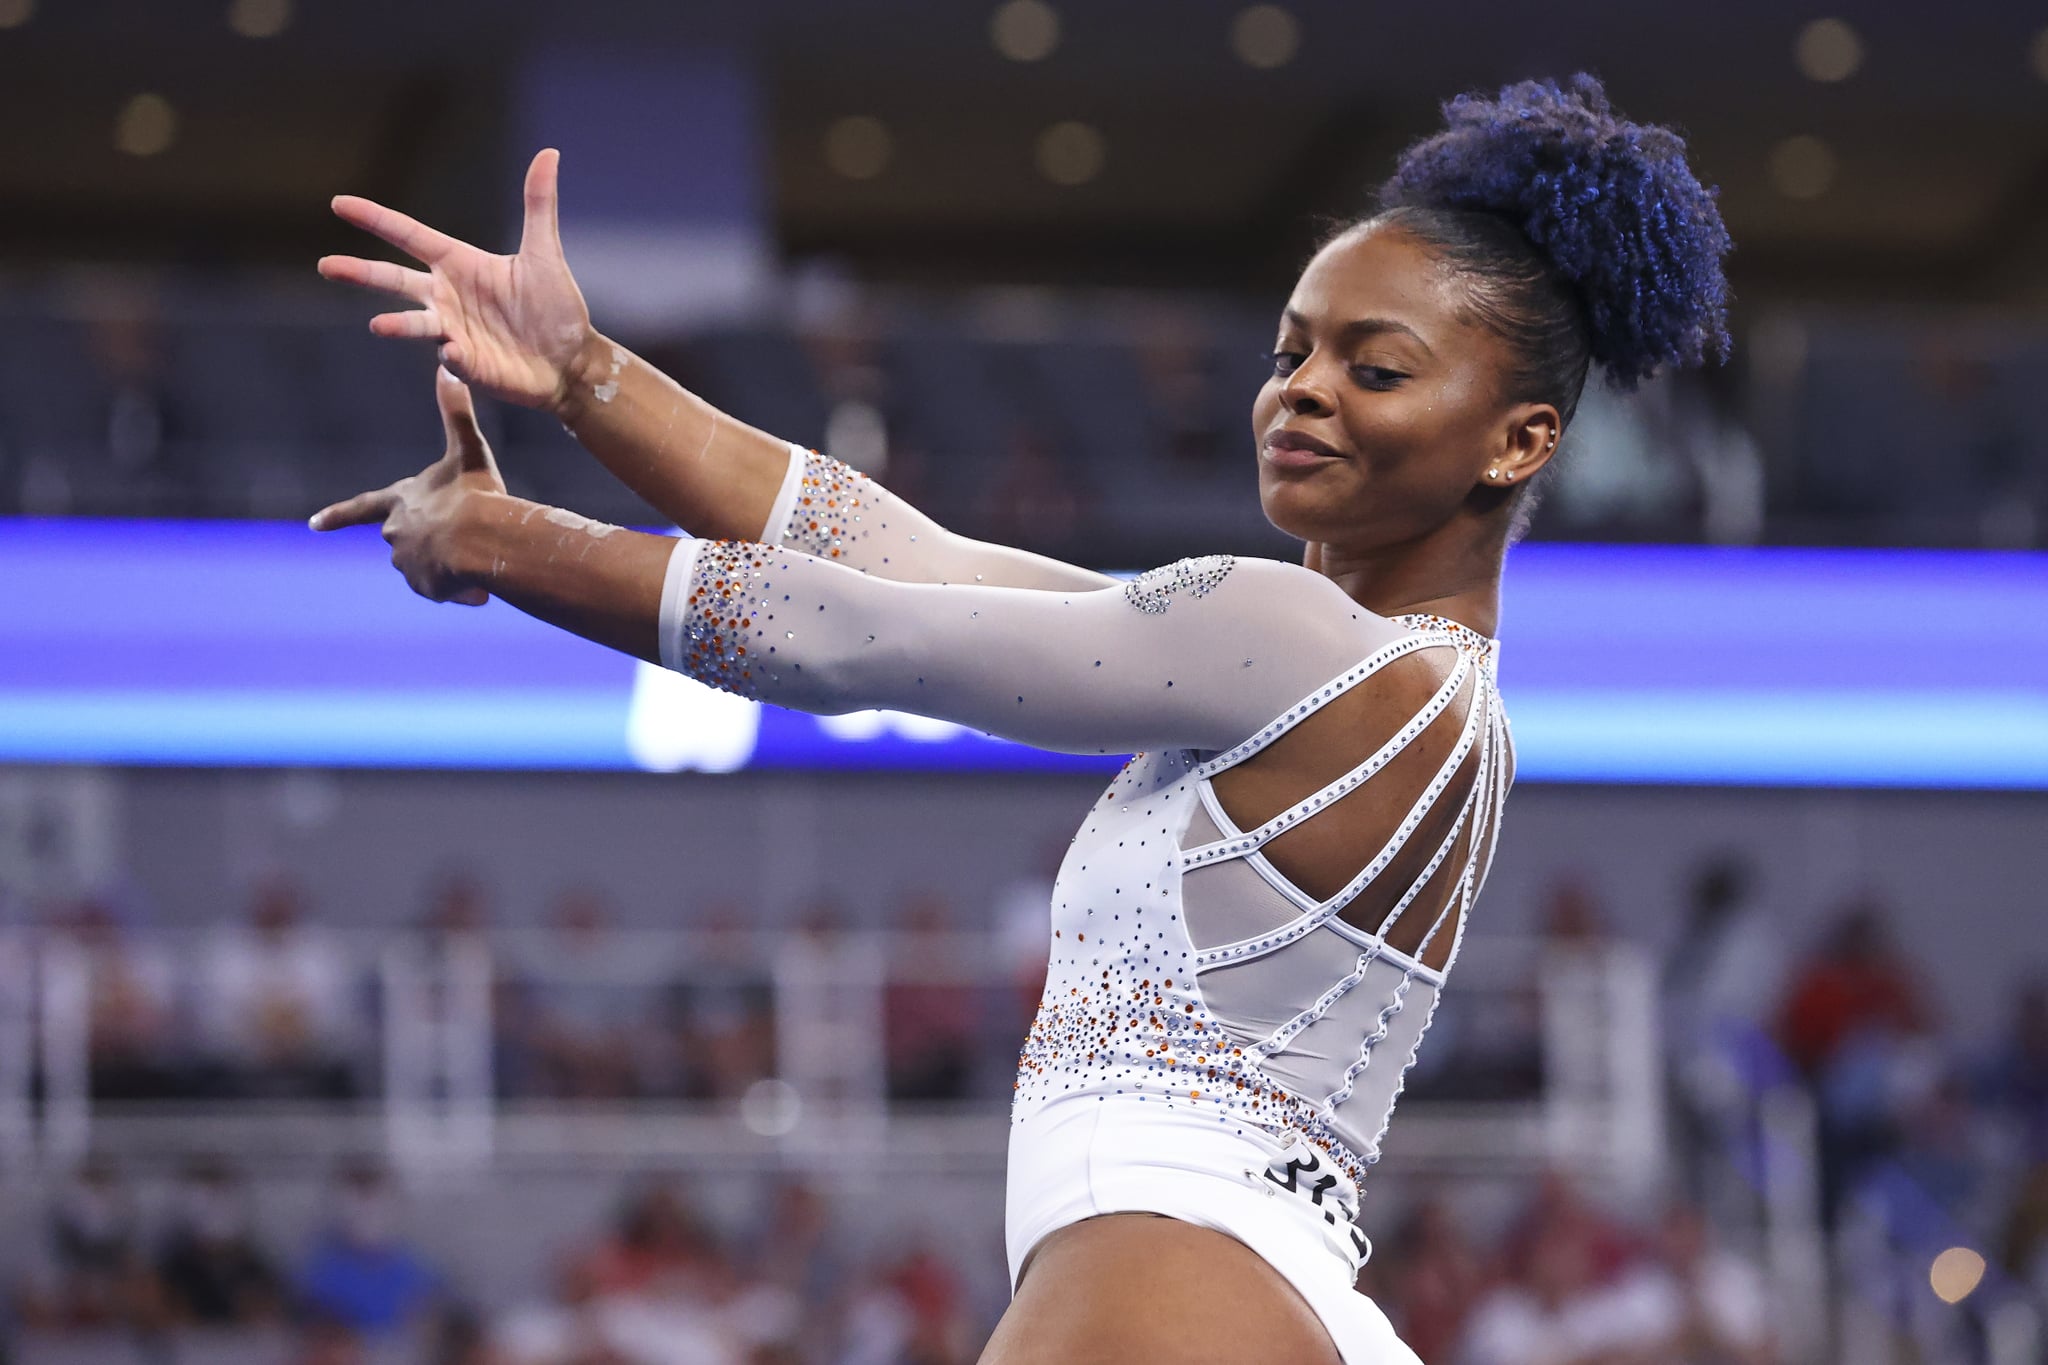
[1371,1180,1777,1365]
[1658,858,2048,1324]
[6,1157,986,1365]
[6,1148,1792,1365]
[5,278,2045,555]
[30,873,1037,1110]
[9,848,2045,1361]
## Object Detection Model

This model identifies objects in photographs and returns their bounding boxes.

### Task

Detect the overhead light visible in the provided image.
[824,116,893,180]
[0,0,34,31]
[1035,121,1105,186]
[991,0,1060,63]
[226,0,292,39]
[1929,1247,1986,1305]
[114,94,179,158]
[1231,5,1300,70]
[2030,26,2048,81]
[1768,135,1836,199]
[1794,18,1863,82]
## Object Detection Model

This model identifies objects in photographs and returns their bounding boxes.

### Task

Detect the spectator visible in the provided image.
[1998,1163,2048,1310]
[518,888,645,1100]
[510,1180,794,1365]
[883,894,978,1102]
[665,902,775,1102]
[1604,1202,1777,1364]
[976,423,1089,556]
[199,877,359,1099]
[1663,854,1778,1046]
[1131,308,1228,469]
[572,1183,719,1302]
[744,1181,846,1361]
[157,1156,284,1325]
[50,895,182,1100]
[1540,876,1610,948]
[422,870,494,941]
[1384,1196,1486,1364]
[1975,976,2048,1162]
[839,1245,976,1365]
[1458,1215,1658,1365]
[12,1156,161,1331]
[1775,899,1927,1078]
[991,839,1061,1034]
[294,1315,369,1365]
[298,1161,441,1341]
[1498,1171,1640,1288]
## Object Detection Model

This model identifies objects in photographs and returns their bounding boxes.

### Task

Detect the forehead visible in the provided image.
[1282,223,1467,341]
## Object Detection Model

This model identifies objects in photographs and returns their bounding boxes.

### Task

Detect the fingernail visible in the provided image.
[307,514,323,530]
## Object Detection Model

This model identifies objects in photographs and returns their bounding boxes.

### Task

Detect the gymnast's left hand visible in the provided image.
[309,368,506,607]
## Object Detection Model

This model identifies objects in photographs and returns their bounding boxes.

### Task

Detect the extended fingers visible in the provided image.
[519,148,563,258]
[369,309,447,341]
[330,194,463,265]
[436,367,489,456]
[317,254,433,303]
[309,487,399,531]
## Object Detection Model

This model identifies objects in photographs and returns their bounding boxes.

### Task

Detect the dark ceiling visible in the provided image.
[2,0,2044,301]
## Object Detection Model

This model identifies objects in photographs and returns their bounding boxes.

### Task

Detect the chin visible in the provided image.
[1257,476,1350,545]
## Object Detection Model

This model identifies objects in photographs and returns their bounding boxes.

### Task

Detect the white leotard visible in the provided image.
[657,447,1513,1364]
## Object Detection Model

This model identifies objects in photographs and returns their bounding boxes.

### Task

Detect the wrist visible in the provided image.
[552,328,617,426]
[442,491,522,585]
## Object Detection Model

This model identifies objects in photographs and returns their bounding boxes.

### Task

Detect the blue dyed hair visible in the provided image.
[1358,73,1732,426]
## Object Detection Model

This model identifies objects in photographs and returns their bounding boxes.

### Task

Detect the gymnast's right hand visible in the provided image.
[319,148,594,417]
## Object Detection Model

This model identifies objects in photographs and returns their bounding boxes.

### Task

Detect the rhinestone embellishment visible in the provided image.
[680,540,776,700]
[1123,555,1237,615]
[785,451,872,561]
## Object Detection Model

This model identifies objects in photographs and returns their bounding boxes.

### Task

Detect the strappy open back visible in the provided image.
[1011,613,1512,1188]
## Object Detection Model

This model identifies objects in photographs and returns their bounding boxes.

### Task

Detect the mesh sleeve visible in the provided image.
[658,538,1400,756]
[762,444,1113,592]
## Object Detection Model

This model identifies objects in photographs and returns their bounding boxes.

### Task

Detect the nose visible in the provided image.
[1279,358,1336,418]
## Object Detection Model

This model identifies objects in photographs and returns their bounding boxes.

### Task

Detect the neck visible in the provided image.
[1303,519,1506,636]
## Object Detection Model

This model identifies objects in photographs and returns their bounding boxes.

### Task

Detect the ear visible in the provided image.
[1482,403,1561,490]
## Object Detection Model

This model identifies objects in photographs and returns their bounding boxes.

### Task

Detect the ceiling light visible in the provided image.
[1768,135,1836,199]
[226,0,292,39]
[0,0,34,30]
[1035,121,1105,186]
[1231,6,1300,70]
[114,94,178,158]
[991,0,1060,63]
[823,116,893,180]
[1794,18,1863,82]
[1929,1247,1986,1305]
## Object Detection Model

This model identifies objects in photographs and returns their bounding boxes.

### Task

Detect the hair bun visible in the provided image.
[1378,73,1732,390]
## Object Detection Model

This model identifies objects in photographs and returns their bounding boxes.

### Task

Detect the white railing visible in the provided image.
[1,929,1663,1187]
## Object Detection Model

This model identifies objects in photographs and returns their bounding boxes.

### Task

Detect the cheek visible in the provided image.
[1249,380,1281,439]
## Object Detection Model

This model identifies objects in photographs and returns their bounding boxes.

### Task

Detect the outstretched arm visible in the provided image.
[320,150,1106,590]
[315,378,1384,756]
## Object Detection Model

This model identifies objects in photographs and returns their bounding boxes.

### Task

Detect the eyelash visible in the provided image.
[1267,350,1407,389]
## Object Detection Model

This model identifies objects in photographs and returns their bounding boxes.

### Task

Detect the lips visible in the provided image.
[1262,428,1347,468]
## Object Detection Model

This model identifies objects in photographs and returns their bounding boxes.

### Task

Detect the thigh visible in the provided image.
[979,1213,1344,1365]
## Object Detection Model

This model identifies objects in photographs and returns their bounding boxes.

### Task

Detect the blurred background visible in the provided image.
[2,2,2047,1363]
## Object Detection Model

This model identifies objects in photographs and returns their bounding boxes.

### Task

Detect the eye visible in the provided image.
[1268,349,1307,377]
[1351,365,1407,390]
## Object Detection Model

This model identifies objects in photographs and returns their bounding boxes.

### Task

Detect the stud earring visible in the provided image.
[1487,467,1501,480]
[1504,471,1515,481]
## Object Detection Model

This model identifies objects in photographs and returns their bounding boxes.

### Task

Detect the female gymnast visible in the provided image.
[312,74,1730,1364]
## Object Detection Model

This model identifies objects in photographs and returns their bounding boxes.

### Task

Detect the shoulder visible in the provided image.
[1125,555,1401,639]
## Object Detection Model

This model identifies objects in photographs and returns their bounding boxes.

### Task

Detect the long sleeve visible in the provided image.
[657,537,1407,757]
[760,444,1113,592]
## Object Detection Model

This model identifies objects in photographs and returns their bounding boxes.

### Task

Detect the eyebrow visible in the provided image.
[1281,310,1435,358]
